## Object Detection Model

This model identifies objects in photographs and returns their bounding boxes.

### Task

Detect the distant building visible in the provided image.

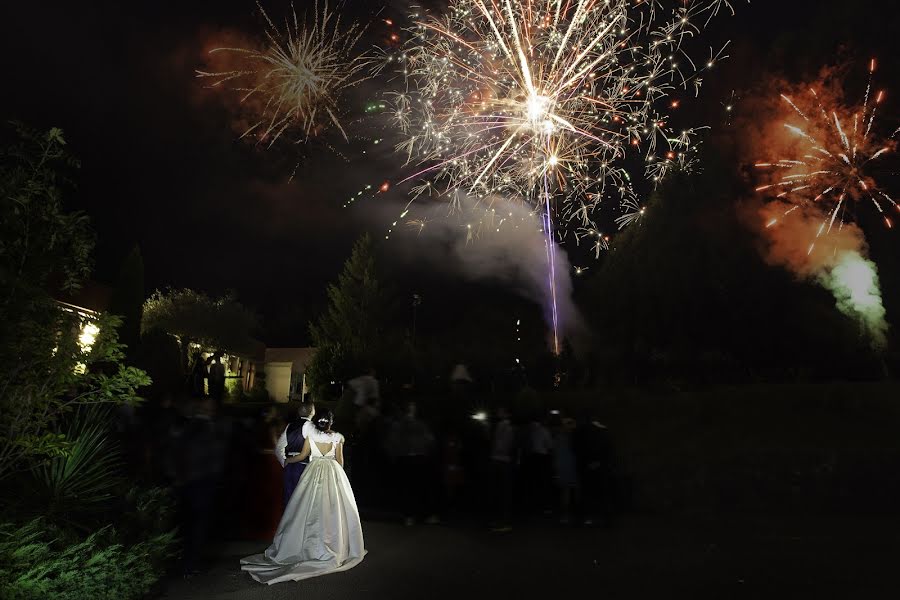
[58,281,316,403]
[56,281,112,370]
[263,347,317,403]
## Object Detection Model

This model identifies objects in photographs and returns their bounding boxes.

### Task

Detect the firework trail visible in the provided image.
[197,1,376,146]
[755,60,898,252]
[388,0,742,350]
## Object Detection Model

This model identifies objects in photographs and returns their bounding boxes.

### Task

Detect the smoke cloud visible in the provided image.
[389,195,585,351]
[738,67,891,350]
[755,202,888,350]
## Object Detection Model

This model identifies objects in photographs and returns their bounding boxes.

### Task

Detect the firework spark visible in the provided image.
[755,60,898,248]
[387,0,741,352]
[390,0,740,237]
[197,1,375,145]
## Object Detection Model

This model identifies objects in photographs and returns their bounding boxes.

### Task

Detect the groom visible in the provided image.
[275,401,316,508]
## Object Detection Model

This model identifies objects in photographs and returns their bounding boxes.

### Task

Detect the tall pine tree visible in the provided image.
[109,245,145,360]
[307,234,387,396]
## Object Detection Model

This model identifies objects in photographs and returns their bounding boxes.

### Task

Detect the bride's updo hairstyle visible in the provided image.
[313,408,334,432]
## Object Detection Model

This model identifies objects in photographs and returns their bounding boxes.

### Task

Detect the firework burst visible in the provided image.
[389,0,741,238]
[386,0,741,353]
[755,60,898,247]
[197,1,376,145]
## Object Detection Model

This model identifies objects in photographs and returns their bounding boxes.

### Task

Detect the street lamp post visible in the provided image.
[411,293,422,345]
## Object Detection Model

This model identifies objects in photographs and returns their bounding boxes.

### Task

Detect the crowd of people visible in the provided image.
[343,395,618,532]
[117,366,619,576]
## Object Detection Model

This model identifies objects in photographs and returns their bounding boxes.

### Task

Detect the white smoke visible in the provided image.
[756,202,889,350]
[388,194,585,350]
[822,251,888,350]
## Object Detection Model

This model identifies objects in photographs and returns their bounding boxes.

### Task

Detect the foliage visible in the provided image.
[232,374,271,403]
[116,486,178,547]
[0,519,175,600]
[0,124,171,598]
[25,408,122,531]
[108,246,145,358]
[0,310,150,483]
[135,328,184,397]
[582,154,875,385]
[141,287,259,363]
[0,122,92,306]
[0,124,151,481]
[307,234,389,396]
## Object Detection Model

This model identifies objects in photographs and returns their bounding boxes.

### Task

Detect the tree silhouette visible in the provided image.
[109,245,145,359]
[141,288,258,370]
[307,234,388,395]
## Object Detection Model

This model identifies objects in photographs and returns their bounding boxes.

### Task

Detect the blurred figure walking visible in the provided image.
[575,414,615,527]
[522,414,554,516]
[387,401,436,526]
[553,416,579,524]
[489,407,516,532]
[175,397,230,576]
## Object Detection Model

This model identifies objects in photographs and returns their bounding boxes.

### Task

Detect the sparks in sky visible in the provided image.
[389,0,741,239]
[386,0,742,353]
[756,59,898,248]
[197,1,376,145]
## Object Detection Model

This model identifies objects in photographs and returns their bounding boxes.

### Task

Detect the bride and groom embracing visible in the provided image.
[241,403,366,584]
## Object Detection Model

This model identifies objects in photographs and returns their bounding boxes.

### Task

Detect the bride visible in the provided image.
[241,408,366,584]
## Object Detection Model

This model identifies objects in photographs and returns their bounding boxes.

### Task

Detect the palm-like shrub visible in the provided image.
[27,409,122,530]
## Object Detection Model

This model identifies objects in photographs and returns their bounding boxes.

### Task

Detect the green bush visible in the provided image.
[26,408,122,531]
[116,486,178,548]
[0,519,175,600]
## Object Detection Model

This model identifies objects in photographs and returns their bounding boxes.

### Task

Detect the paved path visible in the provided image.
[162,515,898,599]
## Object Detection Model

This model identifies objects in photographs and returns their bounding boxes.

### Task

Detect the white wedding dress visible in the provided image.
[241,429,366,584]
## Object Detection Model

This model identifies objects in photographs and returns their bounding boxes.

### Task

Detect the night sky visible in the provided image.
[2,0,898,344]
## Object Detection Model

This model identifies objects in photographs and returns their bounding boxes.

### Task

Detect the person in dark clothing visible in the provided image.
[275,402,316,508]
[207,353,226,403]
[574,414,615,526]
[387,401,436,526]
[144,393,182,484]
[175,397,230,576]
[189,352,207,398]
[522,415,554,516]
[489,407,516,531]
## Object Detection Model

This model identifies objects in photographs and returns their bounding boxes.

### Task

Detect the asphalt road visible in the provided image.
[161,515,899,599]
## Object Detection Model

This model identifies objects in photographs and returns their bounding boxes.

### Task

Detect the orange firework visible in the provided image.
[755,60,898,245]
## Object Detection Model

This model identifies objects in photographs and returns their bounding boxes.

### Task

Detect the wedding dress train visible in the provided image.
[241,430,366,584]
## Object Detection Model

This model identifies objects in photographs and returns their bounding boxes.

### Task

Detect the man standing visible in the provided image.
[207,353,226,404]
[275,402,316,508]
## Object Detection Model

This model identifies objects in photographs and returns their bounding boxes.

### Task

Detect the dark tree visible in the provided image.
[307,234,389,395]
[141,288,259,370]
[109,245,145,359]
[0,123,92,324]
[583,153,873,385]
[0,124,149,481]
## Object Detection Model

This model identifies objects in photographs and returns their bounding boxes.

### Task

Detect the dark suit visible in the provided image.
[283,419,311,508]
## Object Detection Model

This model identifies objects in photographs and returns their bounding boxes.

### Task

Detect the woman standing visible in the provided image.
[241,409,366,584]
[242,406,285,540]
